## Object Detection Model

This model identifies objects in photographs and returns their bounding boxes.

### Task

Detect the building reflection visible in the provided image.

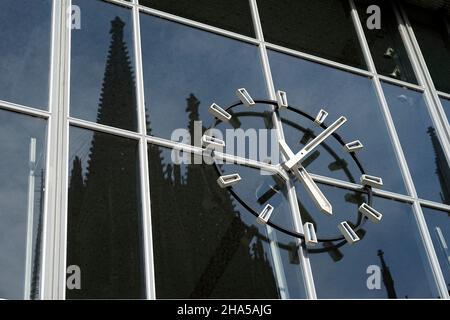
[147,93,279,298]
[67,17,142,299]
[428,127,450,206]
[67,16,279,299]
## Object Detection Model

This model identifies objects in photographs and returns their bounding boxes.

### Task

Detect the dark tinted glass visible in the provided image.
[0,0,51,109]
[66,127,145,299]
[70,0,138,131]
[140,14,267,145]
[269,50,406,194]
[355,0,417,83]
[139,0,255,37]
[298,184,437,298]
[258,0,366,69]
[0,110,47,299]
[148,145,307,298]
[422,206,450,294]
[383,82,450,204]
[404,4,450,93]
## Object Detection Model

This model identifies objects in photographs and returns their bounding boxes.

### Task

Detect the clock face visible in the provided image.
[205,89,384,250]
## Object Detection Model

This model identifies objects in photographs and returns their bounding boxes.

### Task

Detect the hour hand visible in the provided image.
[293,166,332,215]
[278,139,332,215]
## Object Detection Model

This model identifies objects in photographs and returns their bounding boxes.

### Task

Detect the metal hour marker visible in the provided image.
[276,90,288,108]
[257,204,274,224]
[338,221,360,244]
[217,173,242,188]
[314,109,328,126]
[201,135,225,149]
[209,103,232,122]
[359,203,383,223]
[344,140,364,152]
[236,88,255,107]
[304,222,318,245]
[360,174,383,188]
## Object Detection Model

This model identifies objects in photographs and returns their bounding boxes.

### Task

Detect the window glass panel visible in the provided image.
[0,0,51,109]
[148,145,306,298]
[70,0,138,131]
[0,109,47,299]
[383,82,450,204]
[258,0,366,69]
[422,206,450,294]
[441,97,450,126]
[66,127,145,299]
[269,50,406,194]
[298,184,438,298]
[355,0,417,83]
[140,15,268,158]
[138,0,255,37]
[404,4,450,93]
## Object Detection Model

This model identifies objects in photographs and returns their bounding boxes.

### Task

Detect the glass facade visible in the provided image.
[0,0,449,300]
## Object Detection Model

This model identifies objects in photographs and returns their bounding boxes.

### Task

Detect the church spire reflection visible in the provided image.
[67,16,143,299]
[377,249,397,299]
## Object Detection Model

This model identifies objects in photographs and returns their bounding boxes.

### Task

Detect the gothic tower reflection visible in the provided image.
[147,94,279,298]
[67,17,143,299]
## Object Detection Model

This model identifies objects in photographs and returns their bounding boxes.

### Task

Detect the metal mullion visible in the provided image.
[377,75,424,92]
[69,118,142,141]
[265,42,373,79]
[145,135,288,179]
[103,0,134,8]
[132,3,156,299]
[41,0,71,300]
[137,4,259,46]
[56,0,72,300]
[40,0,60,300]
[249,0,317,300]
[396,3,450,165]
[310,173,415,204]
[419,199,450,213]
[438,91,450,101]
[0,100,51,120]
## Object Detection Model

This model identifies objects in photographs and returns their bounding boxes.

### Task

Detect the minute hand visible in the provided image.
[284,116,347,169]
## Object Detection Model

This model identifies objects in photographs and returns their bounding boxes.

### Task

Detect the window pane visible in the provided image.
[140,15,267,150]
[422,206,450,294]
[269,51,406,194]
[0,109,47,299]
[441,97,450,126]
[138,0,255,37]
[148,145,307,298]
[404,4,450,93]
[355,0,417,83]
[258,0,366,69]
[298,184,438,298]
[383,83,450,204]
[70,0,138,131]
[0,0,51,109]
[66,127,145,299]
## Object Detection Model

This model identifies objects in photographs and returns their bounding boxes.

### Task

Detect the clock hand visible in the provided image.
[293,166,333,215]
[284,116,347,170]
